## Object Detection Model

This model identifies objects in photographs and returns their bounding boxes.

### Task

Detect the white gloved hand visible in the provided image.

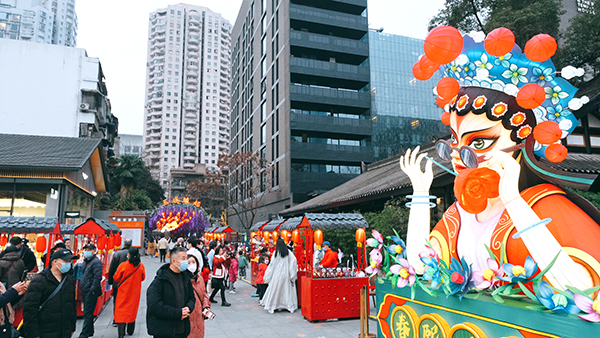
[399,146,434,195]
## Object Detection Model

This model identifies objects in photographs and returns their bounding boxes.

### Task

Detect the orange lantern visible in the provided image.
[524,34,557,62]
[280,230,288,243]
[516,84,546,109]
[115,234,122,247]
[108,236,114,250]
[264,231,271,242]
[484,27,515,56]
[545,143,568,163]
[272,231,279,241]
[412,61,435,81]
[36,236,47,253]
[0,235,7,247]
[251,232,256,238]
[436,77,460,100]
[441,111,452,126]
[419,55,440,74]
[533,121,562,145]
[424,25,464,65]
[291,230,300,244]
[314,229,323,248]
[436,95,451,108]
[97,235,106,250]
[355,228,366,247]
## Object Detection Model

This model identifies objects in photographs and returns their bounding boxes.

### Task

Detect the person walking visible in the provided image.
[260,238,298,314]
[108,239,132,325]
[147,238,156,258]
[187,238,210,288]
[22,248,77,338]
[78,244,103,338]
[146,247,196,338]
[113,248,145,338]
[0,245,25,289]
[157,237,169,263]
[228,252,238,293]
[255,255,269,301]
[187,255,211,338]
[238,250,248,279]
[206,242,216,270]
[0,281,27,338]
[208,247,230,306]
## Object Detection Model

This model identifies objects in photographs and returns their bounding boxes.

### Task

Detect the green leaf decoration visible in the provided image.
[548,285,575,301]
[530,251,561,282]
[410,283,416,300]
[393,228,400,239]
[500,241,507,265]
[517,282,539,303]
[377,277,385,284]
[391,274,399,289]
[565,285,600,299]
[491,293,505,303]
[484,244,498,262]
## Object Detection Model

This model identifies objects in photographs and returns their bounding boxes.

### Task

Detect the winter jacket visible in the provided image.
[256,263,268,284]
[238,255,248,269]
[0,287,19,338]
[146,264,196,337]
[108,248,130,286]
[20,246,37,272]
[0,248,25,288]
[22,267,76,338]
[228,258,238,283]
[211,255,229,279]
[320,249,339,268]
[79,255,103,296]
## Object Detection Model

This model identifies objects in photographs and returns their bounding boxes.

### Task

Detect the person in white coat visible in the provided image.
[260,238,298,314]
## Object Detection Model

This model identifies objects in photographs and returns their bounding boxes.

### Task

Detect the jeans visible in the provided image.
[80,292,99,338]
[159,249,167,262]
[209,277,227,303]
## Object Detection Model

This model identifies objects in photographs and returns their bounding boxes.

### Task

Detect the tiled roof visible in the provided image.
[279,216,303,231]
[262,219,286,231]
[0,216,59,233]
[304,213,369,230]
[249,221,269,232]
[205,226,218,233]
[0,134,101,171]
[97,219,121,234]
[541,153,600,174]
[61,223,77,234]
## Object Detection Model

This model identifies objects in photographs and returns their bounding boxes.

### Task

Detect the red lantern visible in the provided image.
[524,34,557,62]
[115,234,122,247]
[516,84,546,109]
[251,232,256,238]
[419,55,440,74]
[534,121,562,145]
[412,61,435,81]
[484,27,515,56]
[314,229,323,248]
[436,77,460,100]
[280,230,288,243]
[272,231,279,241]
[355,228,365,247]
[441,111,452,126]
[424,25,464,65]
[35,236,47,253]
[264,231,271,242]
[97,235,106,250]
[545,143,568,163]
[108,236,114,249]
[291,230,300,244]
[0,235,7,247]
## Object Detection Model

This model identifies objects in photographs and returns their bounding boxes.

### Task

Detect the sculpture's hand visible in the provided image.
[485,150,521,204]
[399,146,433,195]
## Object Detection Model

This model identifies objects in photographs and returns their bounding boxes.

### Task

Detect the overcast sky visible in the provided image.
[75,0,445,135]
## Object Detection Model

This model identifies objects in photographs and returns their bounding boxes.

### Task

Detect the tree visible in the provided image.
[111,155,147,197]
[184,172,228,220]
[219,151,273,231]
[558,0,600,76]
[428,0,489,34]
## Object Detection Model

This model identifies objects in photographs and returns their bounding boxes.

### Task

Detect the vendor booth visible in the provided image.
[248,220,269,286]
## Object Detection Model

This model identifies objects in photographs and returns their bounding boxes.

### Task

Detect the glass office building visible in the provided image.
[369,31,448,161]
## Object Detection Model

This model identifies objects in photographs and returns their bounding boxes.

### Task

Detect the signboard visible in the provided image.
[65,211,80,218]
[121,228,142,247]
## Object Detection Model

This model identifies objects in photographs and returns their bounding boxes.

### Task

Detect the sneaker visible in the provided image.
[222,302,231,307]
[251,293,259,297]
[209,299,217,303]
[229,290,236,294]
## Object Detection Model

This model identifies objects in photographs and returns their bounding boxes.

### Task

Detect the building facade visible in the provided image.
[369,31,447,161]
[0,0,77,46]
[229,0,372,229]
[142,4,232,190]
[0,39,118,151]
[115,134,143,157]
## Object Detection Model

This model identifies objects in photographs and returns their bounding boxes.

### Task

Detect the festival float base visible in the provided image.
[301,275,368,322]
[375,279,599,338]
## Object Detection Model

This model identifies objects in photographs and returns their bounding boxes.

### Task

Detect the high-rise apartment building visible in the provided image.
[143,4,232,189]
[229,0,371,228]
[0,0,77,46]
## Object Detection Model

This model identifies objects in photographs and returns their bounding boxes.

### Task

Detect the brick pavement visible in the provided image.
[74,255,375,338]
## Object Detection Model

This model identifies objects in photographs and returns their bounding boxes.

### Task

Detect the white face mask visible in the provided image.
[188,264,197,273]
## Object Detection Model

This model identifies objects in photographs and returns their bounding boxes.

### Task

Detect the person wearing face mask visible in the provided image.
[146,246,196,338]
[186,255,211,338]
[22,248,77,338]
[78,244,103,338]
[113,247,145,338]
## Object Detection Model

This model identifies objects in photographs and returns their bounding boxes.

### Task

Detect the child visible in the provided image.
[237,250,248,279]
[256,254,269,301]
[228,251,239,293]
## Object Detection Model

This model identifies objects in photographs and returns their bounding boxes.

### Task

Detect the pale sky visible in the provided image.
[75,0,445,135]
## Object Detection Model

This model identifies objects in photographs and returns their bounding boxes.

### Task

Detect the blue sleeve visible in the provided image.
[0,288,18,308]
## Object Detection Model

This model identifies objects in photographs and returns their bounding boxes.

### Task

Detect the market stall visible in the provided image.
[248,220,269,286]
[295,213,369,322]
[213,226,235,241]
[278,216,304,304]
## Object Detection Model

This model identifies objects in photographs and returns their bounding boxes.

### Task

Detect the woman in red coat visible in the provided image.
[188,255,212,338]
[113,247,146,338]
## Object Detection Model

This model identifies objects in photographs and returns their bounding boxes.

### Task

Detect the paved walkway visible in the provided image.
[74,256,375,338]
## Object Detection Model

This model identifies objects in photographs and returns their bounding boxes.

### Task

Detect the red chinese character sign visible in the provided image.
[149,197,210,237]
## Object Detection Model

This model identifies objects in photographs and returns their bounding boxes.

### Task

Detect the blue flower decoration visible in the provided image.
[421,256,442,290]
[546,105,571,122]
[447,257,475,299]
[502,64,529,85]
[493,52,512,68]
[462,62,476,77]
[536,281,580,314]
[500,256,538,283]
[530,67,554,86]
[386,236,407,259]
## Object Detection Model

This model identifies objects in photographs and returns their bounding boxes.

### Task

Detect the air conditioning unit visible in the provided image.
[80,103,90,111]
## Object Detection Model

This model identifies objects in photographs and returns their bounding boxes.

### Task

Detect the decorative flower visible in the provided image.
[390,258,416,288]
[447,257,475,299]
[365,250,382,276]
[419,245,439,261]
[421,255,442,289]
[472,258,504,289]
[462,62,476,77]
[453,168,501,214]
[500,256,538,283]
[502,64,529,85]
[530,67,554,86]
[574,294,600,322]
[474,54,493,78]
[366,229,384,251]
[545,85,569,105]
[445,60,463,78]
[494,52,512,68]
[546,105,572,122]
[535,281,580,314]
[387,236,407,259]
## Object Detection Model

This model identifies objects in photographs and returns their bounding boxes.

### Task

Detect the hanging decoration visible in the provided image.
[149,197,210,237]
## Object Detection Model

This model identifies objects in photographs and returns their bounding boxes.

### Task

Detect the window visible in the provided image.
[261,102,266,122]
[261,124,267,145]
[261,37,267,56]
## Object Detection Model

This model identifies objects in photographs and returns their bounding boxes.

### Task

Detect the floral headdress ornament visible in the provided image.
[413,26,589,163]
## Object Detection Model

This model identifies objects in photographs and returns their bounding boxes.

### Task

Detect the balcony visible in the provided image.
[185,105,197,111]
[184,140,196,146]
[188,51,199,58]
[188,25,199,32]
[290,84,370,113]
[184,125,196,132]
[186,77,198,85]
[290,31,368,65]
[185,112,197,119]
[290,57,369,90]
[188,36,200,45]
[186,84,198,91]
[290,4,367,39]
[290,142,373,163]
[188,70,198,78]
[184,133,196,140]
[187,44,199,52]
[290,0,367,15]
[290,112,371,136]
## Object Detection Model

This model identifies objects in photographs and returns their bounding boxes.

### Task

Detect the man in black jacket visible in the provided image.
[146,247,195,338]
[22,248,77,338]
[79,244,103,338]
[0,236,36,272]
